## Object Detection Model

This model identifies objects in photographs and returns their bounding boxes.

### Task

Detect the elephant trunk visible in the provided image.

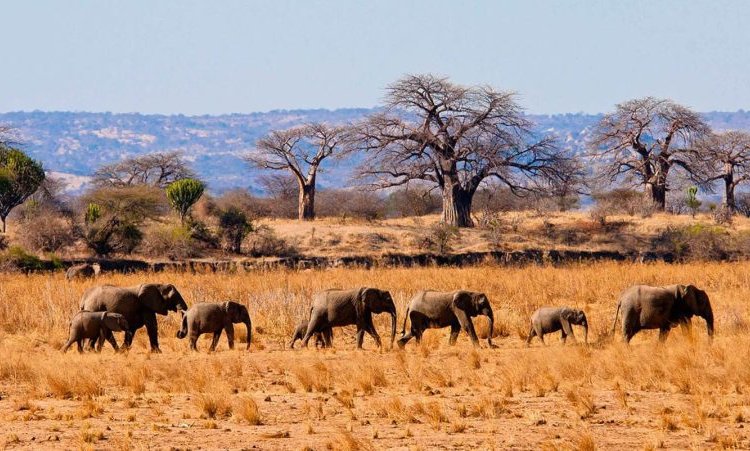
[244,319,253,349]
[176,312,187,339]
[389,308,397,350]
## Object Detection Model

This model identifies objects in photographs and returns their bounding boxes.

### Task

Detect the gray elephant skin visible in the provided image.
[527,306,588,345]
[302,287,397,349]
[177,301,252,351]
[80,283,188,352]
[290,317,332,349]
[66,263,100,281]
[62,311,129,353]
[398,290,495,349]
[612,284,714,342]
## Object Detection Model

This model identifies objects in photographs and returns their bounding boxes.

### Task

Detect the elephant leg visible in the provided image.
[355,327,366,349]
[77,340,84,353]
[123,329,135,350]
[398,326,417,348]
[104,330,119,352]
[209,330,222,352]
[95,332,104,352]
[365,315,382,348]
[143,314,161,353]
[225,324,235,350]
[189,334,199,351]
[301,313,325,348]
[658,327,670,343]
[526,327,536,345]
[560,331,567,345]
[680,319,693,336]
[323,329,333,348]
[454,311,480,347]
[448,321,460,346]
[61,338,75,353]
[561,320,576,344]
[86,337,97,351]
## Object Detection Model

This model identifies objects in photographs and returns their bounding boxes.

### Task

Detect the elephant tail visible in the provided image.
[176,312,187,339]
[611,302,621,336]
[400,306,410,336]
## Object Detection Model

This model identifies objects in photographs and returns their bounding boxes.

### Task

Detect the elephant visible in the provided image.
[397,290,496,349]
[526,307,588,345]
[62,311,129,353]
[80,283,188,352]
[612,284,714,343]
[289,318,332,349]
[301,287,397,349]
[176,301,252,351]
[66,263,100,281]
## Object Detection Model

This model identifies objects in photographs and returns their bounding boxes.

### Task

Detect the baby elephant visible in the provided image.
[62,311,129,353]
[177,301,252,351]
[66,263,100,281]
[289,318,333,349]
[527,307,588,345]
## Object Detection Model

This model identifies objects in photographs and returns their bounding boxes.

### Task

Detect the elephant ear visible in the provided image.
[355,287,370,318]
[138,284,169,315]
[452,291,473,313]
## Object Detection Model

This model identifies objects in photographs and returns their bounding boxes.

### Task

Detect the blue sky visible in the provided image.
[2,0,748,115]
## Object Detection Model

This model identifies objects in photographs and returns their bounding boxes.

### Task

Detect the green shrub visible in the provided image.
[653,223,730,261]
[0,246,44,272]
[166,178,205,224]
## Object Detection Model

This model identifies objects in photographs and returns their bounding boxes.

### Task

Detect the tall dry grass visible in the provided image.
[1,261,750,448]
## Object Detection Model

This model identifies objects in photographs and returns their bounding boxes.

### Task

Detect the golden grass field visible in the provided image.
[1,261,750,450]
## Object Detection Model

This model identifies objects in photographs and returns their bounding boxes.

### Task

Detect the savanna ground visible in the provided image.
[1,262,750,450]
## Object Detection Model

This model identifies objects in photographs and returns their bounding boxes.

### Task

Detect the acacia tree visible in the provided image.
[93,151,196,188]
[248,123,347,220]
[0,146,45,233]
[352,74,575,227]
[695,130,750,212]
[588,97,710,210]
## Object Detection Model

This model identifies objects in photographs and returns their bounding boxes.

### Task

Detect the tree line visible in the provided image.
[2,73,750,242]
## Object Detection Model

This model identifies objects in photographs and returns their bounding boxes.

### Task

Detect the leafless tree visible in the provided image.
[587,97,710,211]
[351,74,577,227]
[247,123,347,220]
[92,151,196,188]
[694,130,750,212]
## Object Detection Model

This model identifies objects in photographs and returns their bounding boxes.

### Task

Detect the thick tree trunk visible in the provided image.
[298,182,316,221]
[646,181,667,211]
[725,180,736,213]
[442,183,474,228]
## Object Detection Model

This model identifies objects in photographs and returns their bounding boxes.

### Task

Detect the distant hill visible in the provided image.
[2,109,749,193]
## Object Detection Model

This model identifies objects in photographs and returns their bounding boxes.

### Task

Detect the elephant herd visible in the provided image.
[62,282,716,354]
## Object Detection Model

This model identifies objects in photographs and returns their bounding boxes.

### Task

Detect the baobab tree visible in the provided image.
[588,97,710,210]
[248,123,347,221]
[695,130,750,212]
[352,74,576,227]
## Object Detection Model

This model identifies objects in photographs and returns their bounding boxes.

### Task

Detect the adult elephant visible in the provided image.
[80,283,188,352]
[301,287,397,350]
[398,290,496,349]
[612,284,714,343]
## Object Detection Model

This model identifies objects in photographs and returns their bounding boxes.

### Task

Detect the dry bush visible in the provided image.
[140,224,203,260]
[246,225,298,257]
[196,390,232,419]
[234,395,262,425]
